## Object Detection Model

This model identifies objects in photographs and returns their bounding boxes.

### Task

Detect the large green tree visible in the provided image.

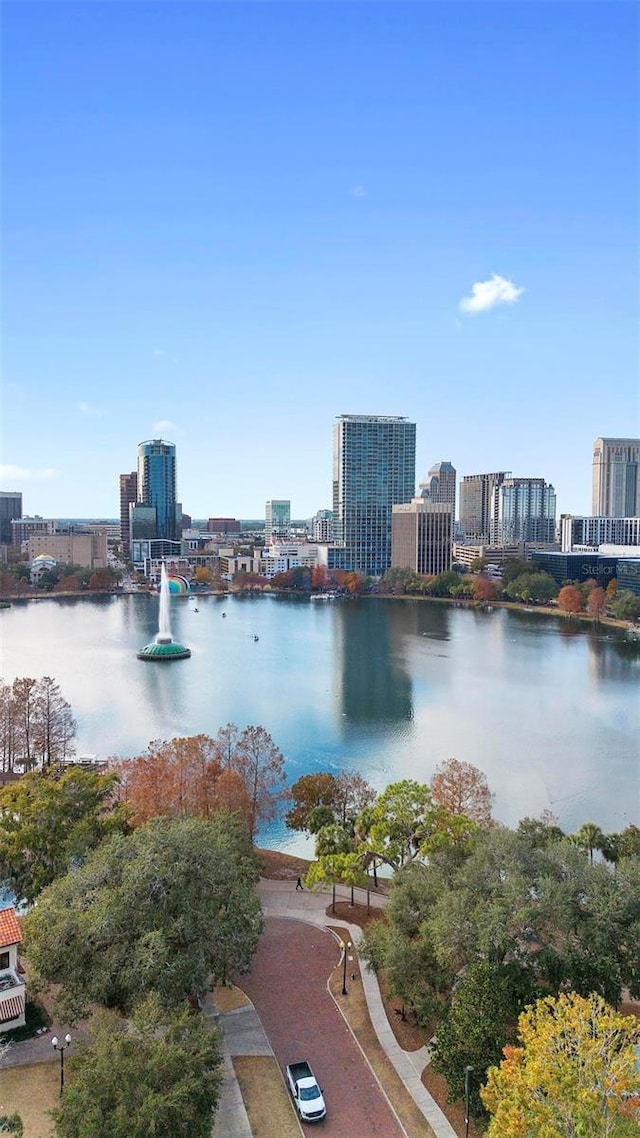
[0,766,128,905]
[53,997,222,1138]
[24,814,262,1020]
[425,828,639,1002]
[356,779,438,871]
[431,961,536,1117]
[359,860,455,1027]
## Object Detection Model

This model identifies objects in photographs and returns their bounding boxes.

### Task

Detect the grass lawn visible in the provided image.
[1,1061,59,1137]
[232,1055,300,1138]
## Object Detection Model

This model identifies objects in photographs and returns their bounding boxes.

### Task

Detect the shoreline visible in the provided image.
[1,587,635,635]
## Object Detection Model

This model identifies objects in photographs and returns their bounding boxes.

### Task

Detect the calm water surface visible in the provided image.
[1,594,638,853]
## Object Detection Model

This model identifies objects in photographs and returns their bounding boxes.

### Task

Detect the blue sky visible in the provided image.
[2,1,638,520]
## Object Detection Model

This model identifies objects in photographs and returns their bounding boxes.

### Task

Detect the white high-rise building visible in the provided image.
[311,509,333,542]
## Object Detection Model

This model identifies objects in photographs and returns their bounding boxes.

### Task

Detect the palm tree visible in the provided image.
[572,822,605,865]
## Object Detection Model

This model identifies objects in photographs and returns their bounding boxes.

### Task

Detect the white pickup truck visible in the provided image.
[285,1060,327,1122]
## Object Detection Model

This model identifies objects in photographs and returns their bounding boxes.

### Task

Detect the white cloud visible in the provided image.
[349,185,366,197]
[78,401,105,416]
[459,274,524,314]
[152,346,178,362]
[0,464,58,485]
[152,420,178,436]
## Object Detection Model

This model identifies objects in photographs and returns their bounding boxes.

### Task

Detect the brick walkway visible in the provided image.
[237,915,408,1138]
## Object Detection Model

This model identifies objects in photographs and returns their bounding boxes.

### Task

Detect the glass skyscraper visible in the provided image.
[490,477,557,544]
[331,414,416,577]
[136,439,178,541]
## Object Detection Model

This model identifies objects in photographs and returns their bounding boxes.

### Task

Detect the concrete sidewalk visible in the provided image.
[257,879,457,1138]
[206,991,270,1138]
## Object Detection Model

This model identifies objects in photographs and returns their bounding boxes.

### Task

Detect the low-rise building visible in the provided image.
[28,530,108,570]
[561,515,640,552]
[260,542,320,579]
[0,907,25,1031]
[531,551,618,587]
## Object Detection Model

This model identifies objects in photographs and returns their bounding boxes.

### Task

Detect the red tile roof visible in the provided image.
[0,908,22,948]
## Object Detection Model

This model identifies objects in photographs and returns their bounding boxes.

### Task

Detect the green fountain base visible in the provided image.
[137,639,191,661]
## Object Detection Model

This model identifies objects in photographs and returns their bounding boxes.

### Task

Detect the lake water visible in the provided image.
[1,593,638,854]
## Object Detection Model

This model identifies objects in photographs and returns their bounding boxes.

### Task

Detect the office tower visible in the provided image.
[332,414,416,576]
[459,472,510,541]
[490,478,556,544]
[592,438,640,517]
[419,461,456,517]
[0,491,22,545]
[312,509,333,542]
[265,500,291,543]
[136,439,178,541]
[392,500,453,575]
[119,472,138,552]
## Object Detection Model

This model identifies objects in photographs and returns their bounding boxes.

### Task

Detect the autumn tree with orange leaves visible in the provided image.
[116,734,251,829]
[430,757,493,826]
[473,576,498,604]
[557,584,583,614]
[587,585,606,621]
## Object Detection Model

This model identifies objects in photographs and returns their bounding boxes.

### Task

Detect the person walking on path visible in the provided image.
[295,876,304,890]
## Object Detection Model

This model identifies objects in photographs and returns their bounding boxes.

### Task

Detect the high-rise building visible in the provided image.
[592,438,640,517]
[490,477,557,544]
[0,492,22,545]
[418,461,456,517]
[392,500,453,576]
[459,472,510,542]
[331,414,416,576]
[312,509,333,543]
[265,500,290,543]
[136,439,178,541]
[119,472,138,552]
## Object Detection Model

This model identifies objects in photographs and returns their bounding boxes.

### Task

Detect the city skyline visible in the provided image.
[2,3,638,519]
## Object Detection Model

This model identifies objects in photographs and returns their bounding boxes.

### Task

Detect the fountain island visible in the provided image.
[137,563,191,661]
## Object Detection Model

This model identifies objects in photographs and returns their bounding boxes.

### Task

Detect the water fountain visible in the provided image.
[137,563,191,661]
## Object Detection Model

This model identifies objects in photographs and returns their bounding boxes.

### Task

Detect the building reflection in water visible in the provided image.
[334,599,413,726]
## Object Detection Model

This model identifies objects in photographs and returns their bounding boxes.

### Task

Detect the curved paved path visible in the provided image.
[237,915,407,1138]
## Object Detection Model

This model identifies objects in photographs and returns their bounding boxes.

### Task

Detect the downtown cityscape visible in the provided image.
[1,427,639,599]
[1,3,639,1137]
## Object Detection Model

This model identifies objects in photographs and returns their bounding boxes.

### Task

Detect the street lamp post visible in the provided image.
[52,1033,72,1094]
[341,940,352,996]
[464,1065,474,1138]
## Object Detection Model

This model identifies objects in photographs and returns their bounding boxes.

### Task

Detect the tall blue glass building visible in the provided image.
[331,414,416,577]
[136,439,178,541]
